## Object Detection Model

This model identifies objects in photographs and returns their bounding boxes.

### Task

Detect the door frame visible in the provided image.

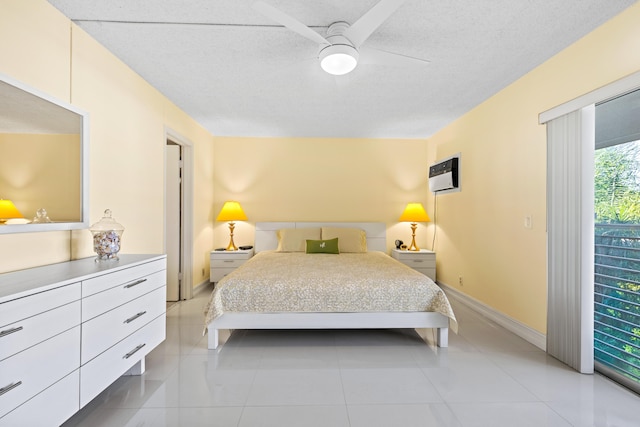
[164,127,194,300]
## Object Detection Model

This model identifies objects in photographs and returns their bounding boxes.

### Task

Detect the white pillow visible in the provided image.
[276,227,322,252]
[321,227,367,253]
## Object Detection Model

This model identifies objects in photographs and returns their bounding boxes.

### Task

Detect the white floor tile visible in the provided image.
[341,368,443,404]
[348,403,462,427]
[62,289,640,427]
[64,406,243,427]
[259,345,340,369]
[142,355,256,408]
[545,375,640,427]
[449,402,573,427]
[421,353,539,403]
[62,407,143,427]
[239,405,350,427]
[246,368,345,405]
[489,351,598,401]
[337,345,420,368]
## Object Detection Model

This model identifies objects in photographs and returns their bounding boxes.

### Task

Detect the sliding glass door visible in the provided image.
[594,89,640,393]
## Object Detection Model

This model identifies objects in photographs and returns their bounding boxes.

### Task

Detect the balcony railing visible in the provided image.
[594,223,640,390]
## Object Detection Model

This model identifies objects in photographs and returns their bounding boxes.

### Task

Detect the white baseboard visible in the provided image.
[439,281,547,351]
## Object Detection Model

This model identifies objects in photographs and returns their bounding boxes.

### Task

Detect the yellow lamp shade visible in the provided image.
[216,201,247,222]
[399,202,430,223]
[0,199,23,221]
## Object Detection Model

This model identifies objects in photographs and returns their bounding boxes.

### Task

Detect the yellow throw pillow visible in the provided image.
[276,227,322,252]
[321,227,367,253]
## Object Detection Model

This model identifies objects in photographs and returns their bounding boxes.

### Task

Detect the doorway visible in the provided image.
[166,142,182,301]
[165,130,194,302]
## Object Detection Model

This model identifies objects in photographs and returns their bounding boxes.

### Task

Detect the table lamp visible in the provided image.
[0,199,23,224]
[399,202,430,251]
[216,201,247,251]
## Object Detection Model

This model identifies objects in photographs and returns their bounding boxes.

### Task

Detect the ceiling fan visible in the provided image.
[253,0,429,76]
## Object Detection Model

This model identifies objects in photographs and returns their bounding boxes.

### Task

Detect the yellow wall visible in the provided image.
[212,137,432,251]
[0,0,214,285]
[427,2,640,334]
[0,133,81,221]
[2,0,639,336]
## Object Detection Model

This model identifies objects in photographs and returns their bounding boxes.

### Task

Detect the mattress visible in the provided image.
[204,251,457,330]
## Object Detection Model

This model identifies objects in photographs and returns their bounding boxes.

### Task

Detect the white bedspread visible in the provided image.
[204,251,457,331]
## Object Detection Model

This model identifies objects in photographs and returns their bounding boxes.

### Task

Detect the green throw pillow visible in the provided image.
[305,238,340,254]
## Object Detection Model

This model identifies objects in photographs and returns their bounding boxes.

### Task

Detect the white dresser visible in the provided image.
[391,249,436,281]
[0,254,166,426]
[209,249,254,283]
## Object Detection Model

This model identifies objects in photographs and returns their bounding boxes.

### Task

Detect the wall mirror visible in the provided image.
[0,72,89,234]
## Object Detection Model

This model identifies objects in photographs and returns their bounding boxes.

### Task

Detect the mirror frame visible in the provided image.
[0,72,89,234]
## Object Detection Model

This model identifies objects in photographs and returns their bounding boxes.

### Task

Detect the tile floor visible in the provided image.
[63,285,640,427]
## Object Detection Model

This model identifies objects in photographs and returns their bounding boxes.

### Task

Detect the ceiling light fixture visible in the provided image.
[319,44,359,76]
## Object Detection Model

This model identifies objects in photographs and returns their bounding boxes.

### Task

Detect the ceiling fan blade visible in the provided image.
[343,0,407,48]
[360,47,430,67]
[253,1,330,46]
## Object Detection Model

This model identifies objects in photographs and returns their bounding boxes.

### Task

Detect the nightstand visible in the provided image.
[391,248,436,281]
[210,248,254,283]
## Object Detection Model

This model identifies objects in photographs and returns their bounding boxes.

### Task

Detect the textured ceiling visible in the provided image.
[47,0,637,139]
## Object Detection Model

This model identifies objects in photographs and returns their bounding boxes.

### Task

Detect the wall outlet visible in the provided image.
[458,276,463,286]
[524,215,533,229]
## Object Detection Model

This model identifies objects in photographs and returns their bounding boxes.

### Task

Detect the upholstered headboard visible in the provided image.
[254,222,387,253]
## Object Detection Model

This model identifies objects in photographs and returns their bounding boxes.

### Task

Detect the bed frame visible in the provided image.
[207,222,450,349]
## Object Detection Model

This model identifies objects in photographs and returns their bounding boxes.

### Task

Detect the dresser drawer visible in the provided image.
[0,300,80,362]
[81,286,166,364]
[81,259,166,298]
[0,283,80,328]
[0,370,79,427]
[0,327,80,418]
[82,270,165,321]
[80,314,165,407]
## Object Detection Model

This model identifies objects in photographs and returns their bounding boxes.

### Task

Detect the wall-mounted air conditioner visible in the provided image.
[429,154,460,193]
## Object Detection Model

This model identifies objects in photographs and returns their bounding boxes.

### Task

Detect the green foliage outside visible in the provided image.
[595,141,640,224]
[594,141,640,385]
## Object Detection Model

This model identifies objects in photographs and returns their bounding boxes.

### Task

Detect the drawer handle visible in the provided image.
[123,343,146,359]
[124,311,147,324]
[412,260,424,263]
[0,326,23,338]
[0,381,22,396]
[124,278,147,289]
[223,260,234,263]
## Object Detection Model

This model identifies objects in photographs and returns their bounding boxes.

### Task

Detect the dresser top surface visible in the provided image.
[0,254,166,303]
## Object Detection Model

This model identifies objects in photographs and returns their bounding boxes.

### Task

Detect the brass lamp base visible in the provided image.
[225,221,238,251]
[407,222,420,251]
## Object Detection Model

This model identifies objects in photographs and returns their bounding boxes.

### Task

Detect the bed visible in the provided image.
[205,222,457,349]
